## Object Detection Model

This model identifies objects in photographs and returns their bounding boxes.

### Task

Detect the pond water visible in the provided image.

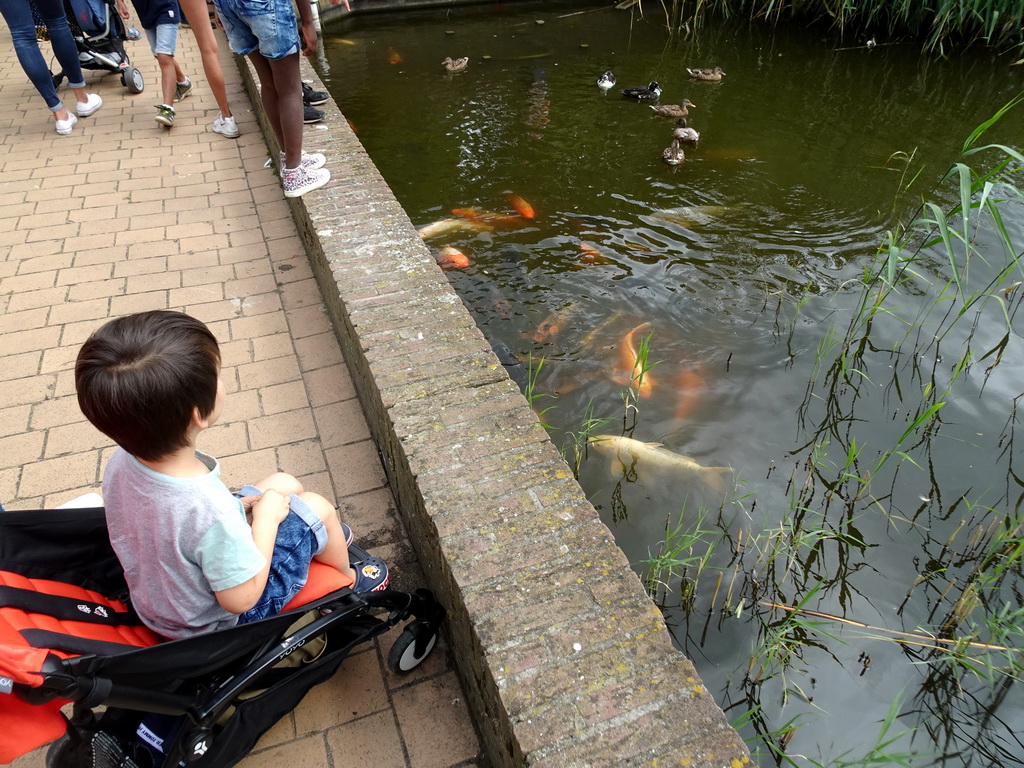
[318,3,1024,765]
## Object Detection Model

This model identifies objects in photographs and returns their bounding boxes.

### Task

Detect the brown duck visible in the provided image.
[673,118,700,144]
[662,139,685,166]
[442,56,469,73]
[687,66,726,82]
[650,98,695,119]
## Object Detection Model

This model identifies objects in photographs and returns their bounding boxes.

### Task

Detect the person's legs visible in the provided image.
[295,491,355,578]
[246,52,289,157]
[254,472,304,497]
[178,0,233,118]
[156,53,178,106]
[0,0,66,112]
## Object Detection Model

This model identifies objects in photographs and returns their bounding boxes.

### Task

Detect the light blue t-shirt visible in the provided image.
[102,448,266,639]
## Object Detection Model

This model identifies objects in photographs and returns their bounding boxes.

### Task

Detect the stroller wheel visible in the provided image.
[45,735,78,768]
[122,67,145,93]
[387,621,438,673]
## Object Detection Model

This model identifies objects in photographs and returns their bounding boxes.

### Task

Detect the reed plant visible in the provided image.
[643,503,721,607]
[641,0,1024,53]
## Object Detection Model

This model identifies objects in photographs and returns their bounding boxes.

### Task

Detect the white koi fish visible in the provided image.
[588,434,732,494]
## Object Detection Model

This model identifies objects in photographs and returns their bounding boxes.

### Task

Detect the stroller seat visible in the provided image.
[0,506,444,768]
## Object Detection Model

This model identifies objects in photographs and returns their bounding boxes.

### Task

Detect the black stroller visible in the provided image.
[0,505,445,768]
[32,0,145,93]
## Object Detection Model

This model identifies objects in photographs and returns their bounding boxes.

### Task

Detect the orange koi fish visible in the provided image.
[387,47,403,65]
[505,194,535,219]
[436,246,470,269]
[451,208,524,227]
[672,367,705,423]
[578,242,615,266]
[531,303,578,343]
[614,322,654,398]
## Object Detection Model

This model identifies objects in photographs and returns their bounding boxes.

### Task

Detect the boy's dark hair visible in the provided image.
[75,311,221,461]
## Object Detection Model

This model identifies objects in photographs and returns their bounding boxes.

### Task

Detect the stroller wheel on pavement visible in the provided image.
[388,620,439,673]
[121,67,144,93]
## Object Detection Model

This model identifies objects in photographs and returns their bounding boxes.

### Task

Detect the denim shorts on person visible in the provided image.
[236,488,327,624]
[213,0,298,59]
[145,22,178,57]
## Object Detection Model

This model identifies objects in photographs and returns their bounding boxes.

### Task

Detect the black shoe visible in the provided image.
[303,104,324,124]
[302,82,328,106]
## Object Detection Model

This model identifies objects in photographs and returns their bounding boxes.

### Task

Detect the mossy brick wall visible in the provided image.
[236,54,751,768]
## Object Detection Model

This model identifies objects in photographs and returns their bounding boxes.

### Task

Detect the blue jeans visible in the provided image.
[234,486,327,624]
[0,0,86,111]
[213,0,299,59]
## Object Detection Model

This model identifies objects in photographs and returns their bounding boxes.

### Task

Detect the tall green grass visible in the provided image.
[646,0,1024,54]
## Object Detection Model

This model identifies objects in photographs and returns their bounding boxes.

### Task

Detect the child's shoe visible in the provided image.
[351,555,389,592]
[211,113,239,138]
[155,104,175,127]
[55,112,78,135]
[341,522,354,546]
[76,93,103,116]
[279,150,326,170]
[281,165,330,198]
[174,78,193,102]
[126,26,141,40]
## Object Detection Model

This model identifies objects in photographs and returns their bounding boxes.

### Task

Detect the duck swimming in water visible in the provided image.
[662,139,685,166]
[673,117,700,144]
[597,71,616,90]
[686,66,726,82]
[442,56,469,73]
[650,98,695,118]
[621,81,662,100]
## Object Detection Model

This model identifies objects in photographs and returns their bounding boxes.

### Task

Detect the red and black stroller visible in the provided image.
[32,0,145,93]
[0,504,445,768]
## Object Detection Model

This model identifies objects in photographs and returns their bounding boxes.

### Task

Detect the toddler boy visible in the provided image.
[75,310,388,640]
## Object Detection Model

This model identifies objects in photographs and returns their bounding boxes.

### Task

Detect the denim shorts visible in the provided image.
[213,0,299,59]
[236,486,327,624]
[145,22,178,57]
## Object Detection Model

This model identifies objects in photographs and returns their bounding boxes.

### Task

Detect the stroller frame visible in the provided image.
[33,0,145,93]
[1,505,445,768]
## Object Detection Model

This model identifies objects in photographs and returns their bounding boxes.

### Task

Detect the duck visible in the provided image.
[662,139,685,166]
[597,71,616,90]
[442,56,469,73]
[620,81,662,100]
[673,117,700,143]
[650,98,695,119]
[686,66,726,82]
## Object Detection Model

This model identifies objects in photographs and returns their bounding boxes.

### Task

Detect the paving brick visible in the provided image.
[0,431,45,470]
[236,734,328,768]
[325,440,388,497]
[392,671,480,768]
[0,372,55,407]
[258,380,309,415]
[325,710,406,768]
[18,451,100,497]
[0,350,41,382]
[293,645,389,734]
[249,408,317,450]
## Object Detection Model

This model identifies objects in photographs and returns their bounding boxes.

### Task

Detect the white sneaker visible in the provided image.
[55,112,78,135]
[212,114,239,138]
[279,150,325,170]
[76,93,103,116]
[282,165,330,198]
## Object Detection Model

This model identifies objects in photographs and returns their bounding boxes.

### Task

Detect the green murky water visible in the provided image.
[319,3,1024,764]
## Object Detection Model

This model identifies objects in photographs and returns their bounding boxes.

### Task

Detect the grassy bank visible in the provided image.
[645,0,1024,55]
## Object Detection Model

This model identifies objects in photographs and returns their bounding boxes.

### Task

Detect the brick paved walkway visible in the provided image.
[0,18,481,768]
